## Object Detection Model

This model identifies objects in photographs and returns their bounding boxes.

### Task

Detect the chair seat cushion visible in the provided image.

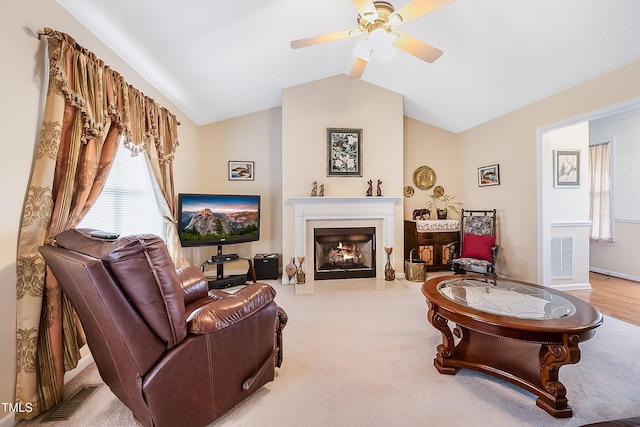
[452,257,492,267]
[461,233,496,261]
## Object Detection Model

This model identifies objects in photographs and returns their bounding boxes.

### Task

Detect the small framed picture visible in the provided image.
[554,150,580,187]
[228,161,254,181]
[326,128,362,177]
[478,164,500,187]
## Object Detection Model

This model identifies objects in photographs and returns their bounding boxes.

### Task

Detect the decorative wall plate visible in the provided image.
[413,166,436,190]
[403,186,415,197]
[433,185,444,197]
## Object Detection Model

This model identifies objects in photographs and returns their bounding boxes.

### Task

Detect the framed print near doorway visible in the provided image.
[478,164,500,187]
[554,150,580,187]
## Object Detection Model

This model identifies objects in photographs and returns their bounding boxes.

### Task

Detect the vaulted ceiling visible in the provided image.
[57,0,640,133]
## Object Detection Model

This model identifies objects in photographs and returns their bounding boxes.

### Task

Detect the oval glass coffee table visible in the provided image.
[422,275,603,418]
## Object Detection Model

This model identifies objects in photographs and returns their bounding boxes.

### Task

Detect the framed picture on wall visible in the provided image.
[326,128,362,177]
[478,164,500,186]
[554,150,580,187]
[228,161,254,181]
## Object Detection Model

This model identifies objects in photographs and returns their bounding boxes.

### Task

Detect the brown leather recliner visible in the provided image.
[38,229,288,427]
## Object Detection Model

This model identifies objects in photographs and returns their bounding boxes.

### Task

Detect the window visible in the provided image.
[78,141,165,239]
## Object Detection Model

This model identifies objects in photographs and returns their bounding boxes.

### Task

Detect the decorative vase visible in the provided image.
[284,257,297,284]
[384,247,395,281]
[437,209,448,220]
[296,256,306,284]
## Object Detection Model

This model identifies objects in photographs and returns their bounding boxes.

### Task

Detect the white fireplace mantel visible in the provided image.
[287,197,400,261]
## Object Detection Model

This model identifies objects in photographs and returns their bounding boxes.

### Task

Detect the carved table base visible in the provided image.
[423,276,602,418]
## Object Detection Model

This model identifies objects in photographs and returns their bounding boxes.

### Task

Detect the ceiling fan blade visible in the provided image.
[349,56,369,79]
[290,29,363,49]
[352,0,379,22]
[389,0,456,26]
[392,32,443,63]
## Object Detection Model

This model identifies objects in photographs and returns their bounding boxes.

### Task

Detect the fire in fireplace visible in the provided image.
[313,227,376,280]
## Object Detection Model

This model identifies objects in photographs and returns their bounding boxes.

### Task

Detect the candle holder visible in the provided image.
[296,256,306,284]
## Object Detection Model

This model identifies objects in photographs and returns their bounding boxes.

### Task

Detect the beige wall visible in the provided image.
[184,108,283,267]
[403,117,460,220]
[281,75,405,272]
[591,222,640,280]
[458,60,640,283]
[0,2,200,420]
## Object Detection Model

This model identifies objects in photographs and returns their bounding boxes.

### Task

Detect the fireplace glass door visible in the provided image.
[313,227,376,280]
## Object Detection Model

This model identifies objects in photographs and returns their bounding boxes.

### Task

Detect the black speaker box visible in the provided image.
[252,254,279,280]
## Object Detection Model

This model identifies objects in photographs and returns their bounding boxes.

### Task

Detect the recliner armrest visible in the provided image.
[176,266,208,305]
[187,282,277,334]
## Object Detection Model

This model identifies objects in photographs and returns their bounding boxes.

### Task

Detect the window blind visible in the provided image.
[78,143,165,239]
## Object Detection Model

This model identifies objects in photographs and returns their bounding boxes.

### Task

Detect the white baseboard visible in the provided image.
[63,353,94,384]
[590,267,640,283]
[550,282,592,291]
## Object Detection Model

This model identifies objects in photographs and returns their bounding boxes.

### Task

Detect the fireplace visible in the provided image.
[314,227,376,280]
[289,196,400,285]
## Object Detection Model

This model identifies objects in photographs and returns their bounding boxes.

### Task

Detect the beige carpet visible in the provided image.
[18,277,640,427]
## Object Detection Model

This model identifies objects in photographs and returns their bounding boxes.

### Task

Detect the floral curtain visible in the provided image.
[15,28,182,419]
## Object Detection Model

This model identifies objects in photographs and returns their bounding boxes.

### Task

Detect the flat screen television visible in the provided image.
[177,193,260,248]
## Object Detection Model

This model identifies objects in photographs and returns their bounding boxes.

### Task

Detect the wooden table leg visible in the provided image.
[536,334,581,418]
[427,301,457,374]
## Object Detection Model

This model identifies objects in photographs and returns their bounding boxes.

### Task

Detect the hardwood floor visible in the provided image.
[565,272,640,327]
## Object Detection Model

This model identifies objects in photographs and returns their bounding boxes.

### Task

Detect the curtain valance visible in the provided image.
[43,28,179,157]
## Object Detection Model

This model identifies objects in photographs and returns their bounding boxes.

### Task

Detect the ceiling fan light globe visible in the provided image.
[369,27,394,50]
[355,42,372,61]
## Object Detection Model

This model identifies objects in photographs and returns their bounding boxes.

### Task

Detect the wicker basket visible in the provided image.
[405,249,426,282]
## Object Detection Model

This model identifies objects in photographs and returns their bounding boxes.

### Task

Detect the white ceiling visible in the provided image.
[57,0,640,134]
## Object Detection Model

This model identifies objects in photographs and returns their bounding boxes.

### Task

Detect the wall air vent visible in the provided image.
[550,235,574,279]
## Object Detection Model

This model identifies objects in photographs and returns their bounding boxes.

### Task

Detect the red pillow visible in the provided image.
[461,233,496,262]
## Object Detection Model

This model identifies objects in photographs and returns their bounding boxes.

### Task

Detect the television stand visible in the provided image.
[200,246,256,290]
[211,253,240,263]
[208,274,248,289]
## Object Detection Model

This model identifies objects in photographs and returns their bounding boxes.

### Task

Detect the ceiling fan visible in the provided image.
[290,0,455,78]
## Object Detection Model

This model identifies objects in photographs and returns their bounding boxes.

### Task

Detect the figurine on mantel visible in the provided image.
[318,184,324,197]
[311,181,318,197]
[366,179,373,196]
[376,179,383,196]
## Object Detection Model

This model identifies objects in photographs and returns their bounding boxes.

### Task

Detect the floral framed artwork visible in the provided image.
[326,128,362,177]
[228,161,254,181]
[478,164,500,187]
[554,150,580,187]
